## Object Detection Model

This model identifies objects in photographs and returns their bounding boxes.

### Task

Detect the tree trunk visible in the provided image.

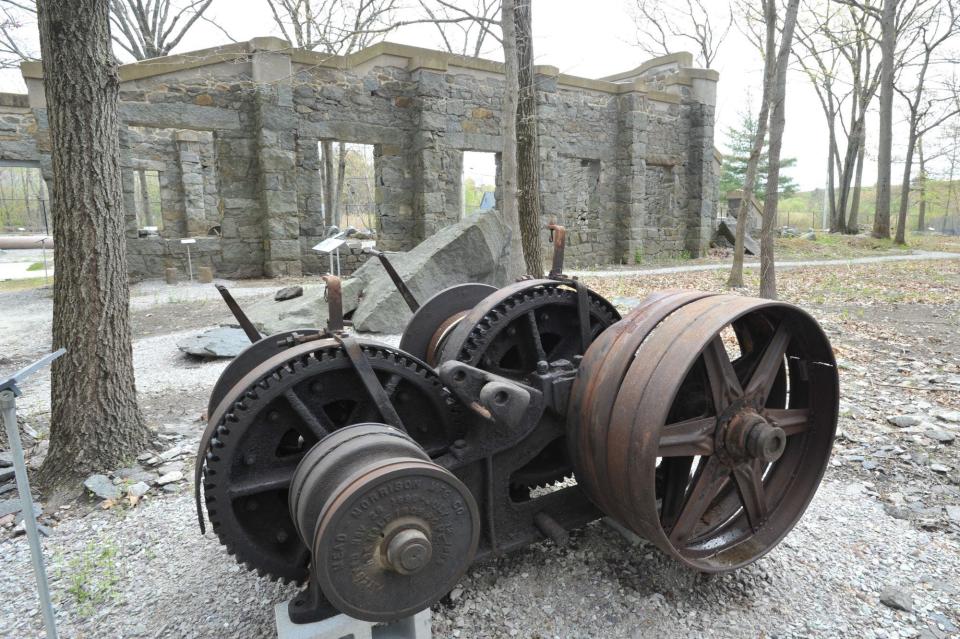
[894,126,918,245]
[916,137,926,232]
[728,0,776,289]
[760,0,801,300]
[336,141,347,227]
[848,133,865,234]
[322,139,336,228]
[514,0,544,277]
[35,0,148,491]
[500,0,524,279]
[873,0,896,239]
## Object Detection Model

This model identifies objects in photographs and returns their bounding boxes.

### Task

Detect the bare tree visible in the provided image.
[500,0,523,278]
[760,0,801,300]
[417,0,501,57]
[36,0,148,490]
[631,0,733,68]
[513,0,542,275]
[893,2,960,244]
[0,1,35,67]
[728,1,777,288]
[109,0,215,60]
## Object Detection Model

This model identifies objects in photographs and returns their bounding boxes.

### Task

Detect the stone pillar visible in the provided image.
[120,168,139,238]
[252,37,302,278]
[410,55,455,243]
[615,83,649,264]
[683,69,719,258]
[175,130,207,236]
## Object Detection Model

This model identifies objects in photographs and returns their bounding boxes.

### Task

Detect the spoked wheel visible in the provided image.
[440,279,620,383]
[570,293,838,571]
[440,278,620,493]
[198,339,464,582]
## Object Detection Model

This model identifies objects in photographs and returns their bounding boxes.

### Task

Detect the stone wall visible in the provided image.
[0,41,717,279]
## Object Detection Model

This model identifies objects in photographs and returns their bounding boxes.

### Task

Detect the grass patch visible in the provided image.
[0,276,50,292]
[60,541,122,617]
[26,261,48,271]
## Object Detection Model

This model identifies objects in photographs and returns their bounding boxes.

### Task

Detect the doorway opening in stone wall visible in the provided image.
[462,151,497,217]
[319,141,378,234]
[0,163,49,234]
[133,169,162,232]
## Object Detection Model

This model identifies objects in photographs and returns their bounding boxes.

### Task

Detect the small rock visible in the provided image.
[177,326,249,359]
[946,505,960,524]
[126,481,151,498]
[880,586,913,612]
[157,471,184,485]
[0,467,14,483]
[159,446,182,462]
[157,461,185,476]
[449,587,463,602]
[83,474,121,501]
[0,513,13,527]
[925,430,955,444]
[930,463,951,474]
[137,452,153,462]
[0,451,12,467]
[884,504,912,520]
[887,415,924,428]
[800,231,816,241]
[162,483,182,494]
[934,410,960,424]
[274,285,304,301]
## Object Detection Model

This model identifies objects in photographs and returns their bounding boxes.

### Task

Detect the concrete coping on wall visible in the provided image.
[0,92,29,108]
[18,37,715,108]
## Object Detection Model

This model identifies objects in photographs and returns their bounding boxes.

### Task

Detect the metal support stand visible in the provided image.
[275,603,431,639]
[1,349,65,639]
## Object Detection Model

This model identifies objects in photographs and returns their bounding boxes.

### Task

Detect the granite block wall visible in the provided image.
[0,41,717,278]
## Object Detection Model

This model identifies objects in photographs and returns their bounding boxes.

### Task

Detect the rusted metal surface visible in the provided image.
[288,423,479,622]
[215,284,262,343]
[570,293,838,571]
[546,222,566,279]
[364,248,420,312]
[199,269,839,624]
[320,274,344,333]
[398,283,496,364]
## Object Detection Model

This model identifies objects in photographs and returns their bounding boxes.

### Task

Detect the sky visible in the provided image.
[1,0,952,191]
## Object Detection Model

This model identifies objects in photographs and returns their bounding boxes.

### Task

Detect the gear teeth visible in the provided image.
[200,339,462,583]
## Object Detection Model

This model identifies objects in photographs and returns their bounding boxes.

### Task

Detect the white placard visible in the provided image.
[180,238,197,245]
[312,237,347,253]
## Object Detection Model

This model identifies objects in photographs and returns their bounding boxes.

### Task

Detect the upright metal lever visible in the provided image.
[363,248,419,312]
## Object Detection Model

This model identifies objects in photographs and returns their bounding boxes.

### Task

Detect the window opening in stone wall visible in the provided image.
[134,169,162,232]
[319,141,377,234]
[0,165,49,234]
[462,151,497,216]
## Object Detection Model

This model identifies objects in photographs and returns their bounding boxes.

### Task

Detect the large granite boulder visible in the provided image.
[351,212,511,332]
[246,213,512,335]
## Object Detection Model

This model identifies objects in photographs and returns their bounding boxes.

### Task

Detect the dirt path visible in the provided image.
[571,250,960,278]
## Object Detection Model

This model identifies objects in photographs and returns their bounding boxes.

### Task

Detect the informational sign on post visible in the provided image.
[180,238,197,281]
[312,238,348,276]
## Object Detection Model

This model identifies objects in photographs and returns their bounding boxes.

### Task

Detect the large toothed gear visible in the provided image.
[198,340,465,582]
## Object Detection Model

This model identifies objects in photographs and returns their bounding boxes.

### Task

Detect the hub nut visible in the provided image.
[385,528,432,575]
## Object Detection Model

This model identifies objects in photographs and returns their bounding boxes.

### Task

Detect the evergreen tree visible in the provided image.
[719,108,797,200]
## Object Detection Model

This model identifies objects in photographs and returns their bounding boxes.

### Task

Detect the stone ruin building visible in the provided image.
[0,37,718,279]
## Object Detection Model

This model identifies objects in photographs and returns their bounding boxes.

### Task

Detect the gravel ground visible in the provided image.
[1,262,959,638]
[1,478,957,638]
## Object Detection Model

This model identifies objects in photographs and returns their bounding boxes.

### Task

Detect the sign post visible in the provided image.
[1,348,66,639]
[180,238,197,281]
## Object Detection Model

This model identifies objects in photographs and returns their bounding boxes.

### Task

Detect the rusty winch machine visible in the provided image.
[194,225,839,624]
